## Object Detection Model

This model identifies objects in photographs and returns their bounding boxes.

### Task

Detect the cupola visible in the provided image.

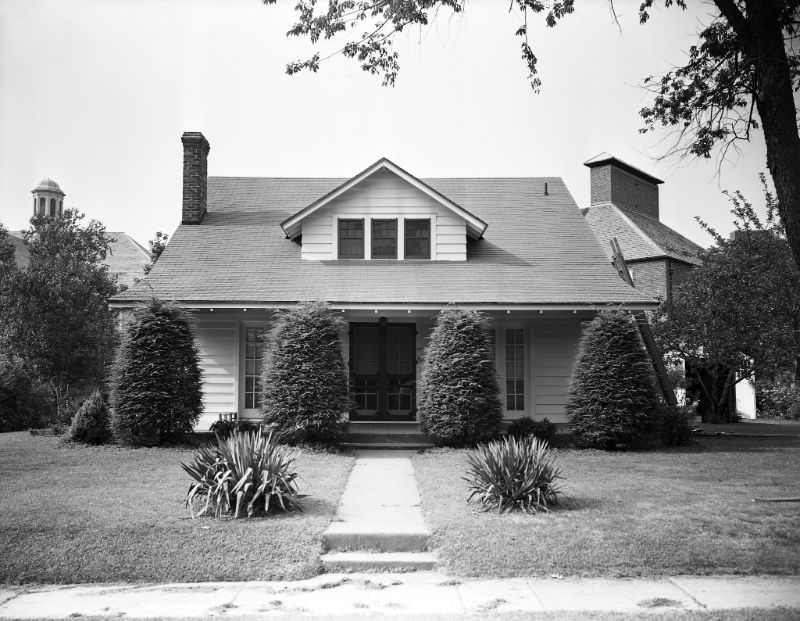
[31,178,65,218]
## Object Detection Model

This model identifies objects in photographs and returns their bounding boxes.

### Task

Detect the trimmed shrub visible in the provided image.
[419,309,502,447]
[507,416,556,443]
[68,389,110,444]
[464,436,562,513]
[262,301,348,444]
[181,428,301,518]
[0,355,52,432]
[567,311,660,450]
[109,299,203,446]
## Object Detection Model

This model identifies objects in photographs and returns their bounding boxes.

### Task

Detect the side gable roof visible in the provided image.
[280,158,489,239]
[583,203,703,265]
[112,176,656,308]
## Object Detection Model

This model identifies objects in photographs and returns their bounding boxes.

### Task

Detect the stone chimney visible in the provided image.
[181,132,210,224]
[584,152,663,220]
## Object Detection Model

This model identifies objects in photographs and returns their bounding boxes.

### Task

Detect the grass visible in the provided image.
[413,421,800,578]
[0,432,355,584]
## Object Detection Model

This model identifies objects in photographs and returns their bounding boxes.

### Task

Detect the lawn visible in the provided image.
[414,422,800,578]
[0,432,355,584]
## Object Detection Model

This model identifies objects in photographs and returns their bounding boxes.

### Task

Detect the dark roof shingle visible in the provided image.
[112,176,655,307]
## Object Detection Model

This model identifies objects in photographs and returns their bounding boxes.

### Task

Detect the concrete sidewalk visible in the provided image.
[1,573,799,618]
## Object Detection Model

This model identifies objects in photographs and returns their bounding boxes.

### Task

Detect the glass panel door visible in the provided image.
[349,322,416,420]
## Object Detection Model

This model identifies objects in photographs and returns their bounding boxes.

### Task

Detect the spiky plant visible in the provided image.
[181,428,301,518]
[464,436,562,514]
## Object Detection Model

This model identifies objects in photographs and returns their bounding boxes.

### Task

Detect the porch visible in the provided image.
[190,307,595,433]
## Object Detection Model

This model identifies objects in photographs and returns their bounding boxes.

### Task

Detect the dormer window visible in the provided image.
[404,219,430,259]
[338,219,365,259]
[371,219,397,259]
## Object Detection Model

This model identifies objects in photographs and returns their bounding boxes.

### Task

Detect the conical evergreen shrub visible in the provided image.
[109,299,203,446]
[567,311,659,450]
[69,389,110,444]
[261,301,348,443]
[419,309,502,447]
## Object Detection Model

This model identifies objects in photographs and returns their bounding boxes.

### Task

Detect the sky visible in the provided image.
[0,0,775,249]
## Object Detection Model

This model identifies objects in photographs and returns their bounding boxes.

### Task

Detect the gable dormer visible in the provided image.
[281,158,487,261]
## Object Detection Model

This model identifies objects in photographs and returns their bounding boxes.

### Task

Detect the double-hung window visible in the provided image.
[404,219,430,259]
[338,219,364,259]
[371,219,397,259]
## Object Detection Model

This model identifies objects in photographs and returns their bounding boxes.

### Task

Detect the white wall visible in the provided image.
[301,170,467,261]
[192,316,238,430]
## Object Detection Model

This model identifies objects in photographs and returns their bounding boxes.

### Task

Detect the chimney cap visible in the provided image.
[181,131,210,152]
[583,152,663,185]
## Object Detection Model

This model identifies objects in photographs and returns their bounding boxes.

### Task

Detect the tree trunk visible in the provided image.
[747,1,800,272]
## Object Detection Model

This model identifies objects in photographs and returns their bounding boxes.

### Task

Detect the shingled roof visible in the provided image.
[583,203,704,265]
[111,175,656,308]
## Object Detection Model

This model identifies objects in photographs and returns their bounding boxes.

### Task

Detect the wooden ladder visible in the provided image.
[610,238,678,407]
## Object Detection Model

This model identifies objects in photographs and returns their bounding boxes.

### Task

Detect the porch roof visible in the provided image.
[111,176,657,308]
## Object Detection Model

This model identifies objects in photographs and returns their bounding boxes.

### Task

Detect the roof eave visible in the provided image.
[280,158,488,239]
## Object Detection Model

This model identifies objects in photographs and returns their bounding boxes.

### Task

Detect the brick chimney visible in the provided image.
[584,152,663,220]
[181,131,210,224]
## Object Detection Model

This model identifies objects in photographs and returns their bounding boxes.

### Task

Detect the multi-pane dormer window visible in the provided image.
[338,219,365,259]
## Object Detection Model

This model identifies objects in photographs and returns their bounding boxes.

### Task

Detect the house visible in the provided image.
[9,179,150,289]
[110,132,657,432]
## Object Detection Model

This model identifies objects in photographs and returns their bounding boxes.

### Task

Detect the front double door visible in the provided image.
[349,321,416,420]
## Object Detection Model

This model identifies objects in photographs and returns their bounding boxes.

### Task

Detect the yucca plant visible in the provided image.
[463,436,562,514]
[181,428,302,518]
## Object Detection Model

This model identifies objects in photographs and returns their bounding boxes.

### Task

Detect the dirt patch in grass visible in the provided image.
[413,433,800,578]
[0,432,355,584]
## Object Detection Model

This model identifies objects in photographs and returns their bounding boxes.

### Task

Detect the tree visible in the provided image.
[261,301,349,443]
[418,308,502,447]
[143,231,169,276]
[1,211,119,418]
[653,178,800,422]
[109,299,203,445]
[263,1,800,272]
[567,311,660,450]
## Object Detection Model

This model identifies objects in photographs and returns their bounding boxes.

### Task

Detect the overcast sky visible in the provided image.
[0,0,774,249]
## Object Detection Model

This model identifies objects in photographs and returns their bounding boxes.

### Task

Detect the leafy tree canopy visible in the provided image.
[0,211,119,416]
[653,177,800,421]
[143,231,169,276]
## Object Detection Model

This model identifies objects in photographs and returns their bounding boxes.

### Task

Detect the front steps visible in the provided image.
[341,422,433,450]
[320,450,436,572]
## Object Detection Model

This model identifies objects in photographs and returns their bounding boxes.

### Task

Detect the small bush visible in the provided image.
[68,389,110,444]
[181,429,302,518]
[0,355,52,432]
[659,405,695,447]
[464,436,562,513]
[567,311,660,450]
[506,417,555,443]
[262,301,348,444]
[419,309,502,447]
[109,299,203,446]
[757,376,800,420]
[209,418,264,440]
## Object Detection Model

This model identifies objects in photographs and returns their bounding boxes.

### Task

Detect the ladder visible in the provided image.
[610,238,678,406]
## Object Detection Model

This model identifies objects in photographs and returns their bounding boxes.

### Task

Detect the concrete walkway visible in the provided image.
[321,450,435,570]
[1,573,799,618]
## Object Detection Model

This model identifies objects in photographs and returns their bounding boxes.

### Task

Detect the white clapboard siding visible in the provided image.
[532,317,583,424]
[193,319,237,421]
[301,171,467,260]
